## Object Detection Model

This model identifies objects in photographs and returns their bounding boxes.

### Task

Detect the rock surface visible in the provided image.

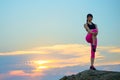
[59,70,120,80]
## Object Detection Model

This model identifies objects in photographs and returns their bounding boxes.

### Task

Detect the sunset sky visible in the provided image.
[0,0,120,80]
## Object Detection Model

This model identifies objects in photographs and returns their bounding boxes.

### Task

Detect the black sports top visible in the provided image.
[87,23,96,29]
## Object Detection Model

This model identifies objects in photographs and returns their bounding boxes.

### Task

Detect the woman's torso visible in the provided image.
[87,22,96,30]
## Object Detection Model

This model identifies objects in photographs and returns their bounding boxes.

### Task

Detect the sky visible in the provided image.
[0,0,120,80]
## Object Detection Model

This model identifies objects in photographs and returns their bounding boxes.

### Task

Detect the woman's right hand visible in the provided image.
[90,30,98,35]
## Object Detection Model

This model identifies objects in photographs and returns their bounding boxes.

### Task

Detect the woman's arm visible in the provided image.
[84,24,94,34]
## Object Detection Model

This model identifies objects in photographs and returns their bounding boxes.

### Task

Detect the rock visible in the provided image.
[59,70,120,80]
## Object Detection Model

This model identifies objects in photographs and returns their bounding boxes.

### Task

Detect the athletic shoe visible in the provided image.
[90,66,96,70]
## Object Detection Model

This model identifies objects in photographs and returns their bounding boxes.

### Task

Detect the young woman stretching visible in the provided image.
[84,14,98,70]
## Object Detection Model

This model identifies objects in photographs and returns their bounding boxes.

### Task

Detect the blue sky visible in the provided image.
[0,0,120,80]
[0,0,120,52]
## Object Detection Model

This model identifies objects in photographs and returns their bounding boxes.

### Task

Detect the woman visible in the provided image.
[84,14,98,70]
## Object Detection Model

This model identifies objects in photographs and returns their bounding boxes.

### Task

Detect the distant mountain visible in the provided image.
[59,70,120,80]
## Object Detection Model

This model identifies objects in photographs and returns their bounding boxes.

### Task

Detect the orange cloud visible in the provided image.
[0,44,119,80]
[108,48,120,53]
[0,44,89,55]
[1,44,119,56]
[9,70,43,77]
[0,43,119,71]
[98,46,120,53]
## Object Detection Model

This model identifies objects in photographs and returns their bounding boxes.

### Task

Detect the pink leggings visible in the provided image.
[86,29,98,58]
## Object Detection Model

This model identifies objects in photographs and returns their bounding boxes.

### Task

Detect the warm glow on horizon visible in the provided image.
[31,60,55,72]
[0,44,119,80]
[34,60,51,65]
[33,60,52,69]
[0,44,120,67]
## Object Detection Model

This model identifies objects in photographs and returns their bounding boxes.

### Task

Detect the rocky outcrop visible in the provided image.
[60,70,120,80]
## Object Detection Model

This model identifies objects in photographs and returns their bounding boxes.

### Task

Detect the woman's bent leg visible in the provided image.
[86,33,92,43]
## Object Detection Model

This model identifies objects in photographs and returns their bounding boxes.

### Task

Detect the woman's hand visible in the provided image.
[91,31,98,36]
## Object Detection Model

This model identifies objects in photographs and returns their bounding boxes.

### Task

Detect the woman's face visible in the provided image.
[87,16,93,22]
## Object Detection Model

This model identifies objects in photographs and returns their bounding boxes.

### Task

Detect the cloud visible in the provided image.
[0,44,116,69]
[0,43,120,80]
[1,44,119,56]
[108,48,120,53]
[16,44,104,72]
[0,70,44,80]
[9,70,43,77]
[98,46,120,53]
[0,44,97,56]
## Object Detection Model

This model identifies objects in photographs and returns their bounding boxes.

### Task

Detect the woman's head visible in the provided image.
[87,14,93,22]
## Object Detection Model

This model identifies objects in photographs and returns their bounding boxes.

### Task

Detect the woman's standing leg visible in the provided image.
[90,38,97,69]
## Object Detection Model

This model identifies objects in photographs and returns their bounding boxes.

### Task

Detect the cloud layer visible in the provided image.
[0,44,120,80]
